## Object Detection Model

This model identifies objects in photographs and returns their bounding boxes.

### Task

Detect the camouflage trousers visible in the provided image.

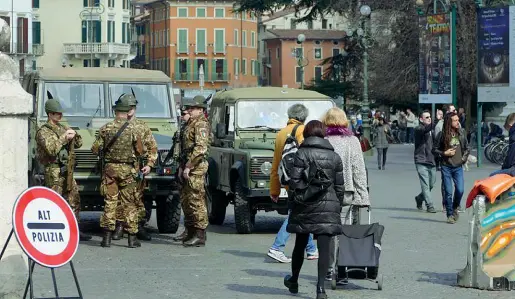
[115,180,146,224]
[44,166,81,220]
[100,163,140,234]
[181,173,208,230]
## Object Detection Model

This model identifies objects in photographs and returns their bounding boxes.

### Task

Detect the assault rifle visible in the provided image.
[66,138,76,192]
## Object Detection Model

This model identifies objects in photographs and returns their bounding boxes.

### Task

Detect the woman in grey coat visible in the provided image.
[373,116,392,170]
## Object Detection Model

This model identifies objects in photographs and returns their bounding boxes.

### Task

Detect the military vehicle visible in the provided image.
[205,87,335,234]
[22,68,181,234]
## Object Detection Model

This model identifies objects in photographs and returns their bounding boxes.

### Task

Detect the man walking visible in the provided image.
[112,92,158,241]
[36,92,92,241]
[91,95,145,248]
[414,110,437,213]
[178,96,210,247]
[267,104,318,263]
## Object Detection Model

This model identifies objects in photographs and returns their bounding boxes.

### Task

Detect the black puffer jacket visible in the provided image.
[287,136,344,236]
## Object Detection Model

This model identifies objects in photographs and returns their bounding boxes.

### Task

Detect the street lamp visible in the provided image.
[293,34,309,89]
[79,3,105,67]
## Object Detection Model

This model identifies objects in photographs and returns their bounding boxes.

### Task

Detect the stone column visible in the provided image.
[0,19,33,299]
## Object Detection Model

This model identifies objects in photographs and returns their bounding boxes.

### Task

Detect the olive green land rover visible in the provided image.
[23,68,181,233]
[206,87,335,234]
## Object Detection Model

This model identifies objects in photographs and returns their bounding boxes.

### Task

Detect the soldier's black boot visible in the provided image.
[183,229,206,247]
[128,234,141,248]
[79,231,92,241]
[136,222,151,241]
[100,230,112,248]
[112,222,124,240]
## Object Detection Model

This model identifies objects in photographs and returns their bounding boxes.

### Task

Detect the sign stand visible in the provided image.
[1,228,83,299]
[1,186,84,299]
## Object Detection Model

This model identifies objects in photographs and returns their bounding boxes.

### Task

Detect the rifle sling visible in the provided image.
[104,121,130,154]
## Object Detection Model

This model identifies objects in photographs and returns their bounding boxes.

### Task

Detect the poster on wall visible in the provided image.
[477,6,514,103]
[418,13,453,104]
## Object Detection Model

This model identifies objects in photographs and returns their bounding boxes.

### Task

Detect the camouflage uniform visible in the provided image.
[91,96,144,248]
[36,121,82,218]
[180,96,210,247]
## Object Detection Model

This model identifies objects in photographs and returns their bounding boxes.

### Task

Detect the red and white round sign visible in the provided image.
[12,186,79,268]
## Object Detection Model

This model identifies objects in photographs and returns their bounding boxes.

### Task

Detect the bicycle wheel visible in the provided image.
[484,141,497,163]
[500,143,509,165]
[492,142,506,164]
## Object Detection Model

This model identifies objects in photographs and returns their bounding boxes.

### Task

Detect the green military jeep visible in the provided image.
[23,68,182,233]
[205,87,335,234]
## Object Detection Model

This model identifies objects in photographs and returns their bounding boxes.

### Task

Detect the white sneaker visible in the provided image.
[267,249,292,263]
[307,249,319,260]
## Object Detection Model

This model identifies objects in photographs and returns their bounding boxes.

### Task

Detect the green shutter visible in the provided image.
[113,21,116,42]
[95,21,101,42]
[174,58,180,80]
[215,30,224,53]
[256,61,260,76]
[83,0,88,7]
[211,59,217,81]
[32,22,41,44]
[186,59,192,80]
[107,21,111,42]
[196,30,205,53]
[82,21,87,43]
[33,0,39,8]
[179,29,187,53]
[215,8,224,18]
[223,60,228,80]
[94,0,100,7]
[122,23,126,43]
[126,24,131,43]
[193,59,198,80]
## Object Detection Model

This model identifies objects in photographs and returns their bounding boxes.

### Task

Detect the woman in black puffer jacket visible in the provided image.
[283,120,344,299]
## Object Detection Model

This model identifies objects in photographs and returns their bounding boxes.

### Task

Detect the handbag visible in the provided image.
[360,136,372,152]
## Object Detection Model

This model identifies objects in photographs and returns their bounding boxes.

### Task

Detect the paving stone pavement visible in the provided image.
[28,144,515,299]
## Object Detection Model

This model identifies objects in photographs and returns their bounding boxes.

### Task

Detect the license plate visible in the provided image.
[279,188,288,198]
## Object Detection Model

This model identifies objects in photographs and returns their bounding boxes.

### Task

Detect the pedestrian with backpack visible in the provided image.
[267,104,318,263]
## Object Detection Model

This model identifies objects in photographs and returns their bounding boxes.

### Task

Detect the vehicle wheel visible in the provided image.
[156,192,181,234]
[234,178,254,234]
[377,274,383,290]
[144,199,153,223]
[206,174,228,225]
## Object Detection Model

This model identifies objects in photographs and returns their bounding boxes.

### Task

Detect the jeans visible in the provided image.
[377,148,388,167]
[270,216,317,254]
[490,169,513,177]
[441,165,464,217]
[406,127,415,143]
[415,164,436,208]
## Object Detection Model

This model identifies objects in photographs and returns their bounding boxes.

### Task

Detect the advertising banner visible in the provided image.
[477,6,514,102]
[418,13,452,104]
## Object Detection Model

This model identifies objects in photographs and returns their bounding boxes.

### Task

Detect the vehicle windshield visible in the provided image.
[109,83,171,118]
[42,82,104,117]
[236,100,334,129]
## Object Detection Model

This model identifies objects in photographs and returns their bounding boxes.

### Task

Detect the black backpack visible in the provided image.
[278,124,300,185]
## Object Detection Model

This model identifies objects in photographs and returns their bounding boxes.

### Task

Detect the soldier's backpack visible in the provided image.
[278,124,301,186]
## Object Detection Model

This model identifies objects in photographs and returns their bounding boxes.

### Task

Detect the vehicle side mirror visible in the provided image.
[216,123,226,139]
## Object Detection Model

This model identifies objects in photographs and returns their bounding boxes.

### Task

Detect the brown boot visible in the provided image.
[183,229,206,247]
[100,230,112,248]
[128,234,141,248]
[112,222,124,240]
[173,226,193,242]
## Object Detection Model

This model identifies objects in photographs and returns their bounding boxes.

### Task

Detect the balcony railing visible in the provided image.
[173,72,230,82]
[2,43,45,55]
[63,43,131,55]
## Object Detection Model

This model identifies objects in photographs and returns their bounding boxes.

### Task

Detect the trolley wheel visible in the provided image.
[331,275,337,290]
[377,274,383,290]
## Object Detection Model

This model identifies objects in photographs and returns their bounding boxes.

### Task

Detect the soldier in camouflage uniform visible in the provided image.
[111,92,158,242]
[91,95,144,248]
[36,94,92,242]
[177,95,210,247]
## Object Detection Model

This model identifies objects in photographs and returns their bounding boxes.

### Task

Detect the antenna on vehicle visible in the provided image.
[87,87,102,129]
[47,91,53,99]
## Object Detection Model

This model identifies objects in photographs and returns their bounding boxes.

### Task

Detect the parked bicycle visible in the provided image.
[484,136,508,165]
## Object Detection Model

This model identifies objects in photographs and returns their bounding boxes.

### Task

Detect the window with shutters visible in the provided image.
[233,29,238,46]
[322,19,328,29]
[196,29,206,53]
[32,0,39,8]
[242,30,247,47]
[107,21,115,42]
[233,58,239,76]
[215,8,225,18]
[314,48,322,60]
[196,8,206,17]
[290,19,296,29]
[314,66,323,82]
[214,29,225,53]
[177,29,188,53]
[214,59,225,80]
[332,48,340,57]
[251,59,255,76]
[194,58,206,80]
[84,0,100,7]
[108,0,114,8]
[295,66,303,83]
[122,23,127,43]
[251,31,255,48]
[32,21,41,44]
[178,7,188,17]
[242,59,247,75]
